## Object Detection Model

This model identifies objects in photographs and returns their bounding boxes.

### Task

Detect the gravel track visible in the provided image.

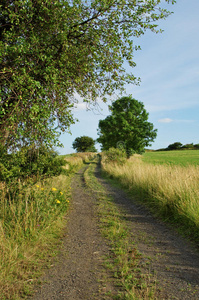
[31,163,199,299]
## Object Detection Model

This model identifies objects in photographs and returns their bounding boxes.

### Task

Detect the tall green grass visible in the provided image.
[0,176,71,299]
[102,154,199,243]
[0,152,94,299]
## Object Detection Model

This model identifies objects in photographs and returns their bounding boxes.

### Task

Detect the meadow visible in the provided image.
[0,152,94,300]
[102,150,199,243]
[143,149,199,166]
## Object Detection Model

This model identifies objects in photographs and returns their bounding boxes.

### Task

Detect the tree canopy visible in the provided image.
[0,0,175,149]
[167,142,183,150]
[72,136,97,152]
[97,96,157,156]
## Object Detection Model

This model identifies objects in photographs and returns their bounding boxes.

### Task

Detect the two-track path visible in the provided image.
[31,163,199,300]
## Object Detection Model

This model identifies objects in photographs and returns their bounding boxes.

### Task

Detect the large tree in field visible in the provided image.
[72,136,97,153]
[0,0,175,150]
[97,96,157,156]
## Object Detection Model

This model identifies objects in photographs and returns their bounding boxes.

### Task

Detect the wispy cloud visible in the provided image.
[158,118,173,123]
[158,118,195,124]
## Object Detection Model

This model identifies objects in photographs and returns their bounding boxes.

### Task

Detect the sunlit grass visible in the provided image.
[0,152,95,299]
[63,152,96,170]
[142,150,199,166]
[102,154,199,242]
[0,175,71,299]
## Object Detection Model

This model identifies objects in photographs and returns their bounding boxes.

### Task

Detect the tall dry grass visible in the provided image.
[102,155,199,241]
[63,152,96,170]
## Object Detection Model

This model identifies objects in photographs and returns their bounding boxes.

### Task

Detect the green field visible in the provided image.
[142,150,199,166]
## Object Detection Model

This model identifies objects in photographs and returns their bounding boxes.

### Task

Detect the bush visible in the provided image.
[0,145,67,182]
[104,147,127,165]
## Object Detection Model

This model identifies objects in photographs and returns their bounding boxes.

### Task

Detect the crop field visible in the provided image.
[142,150,199,166]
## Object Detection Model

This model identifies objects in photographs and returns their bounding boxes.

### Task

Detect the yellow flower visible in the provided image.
[56,199,61,204]
[60,192,63,195]
[51,188,57,191]
[36,185,40,188]
[41,188,44,191]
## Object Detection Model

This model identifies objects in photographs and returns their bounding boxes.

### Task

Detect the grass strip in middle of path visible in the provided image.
[84,160,156,300]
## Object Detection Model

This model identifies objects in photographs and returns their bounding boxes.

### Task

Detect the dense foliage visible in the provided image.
[104,147,127,165]
[166,142,183,150]
[72,136,97,152]
[97,96,157,156]
[0,0,175,149]
[0,145,66,182]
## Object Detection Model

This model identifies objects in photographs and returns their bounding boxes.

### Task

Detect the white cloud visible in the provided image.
[158,118,173,123]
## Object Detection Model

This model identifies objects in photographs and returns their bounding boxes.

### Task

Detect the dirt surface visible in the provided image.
[31,167,114,300]
[31,163,199,299]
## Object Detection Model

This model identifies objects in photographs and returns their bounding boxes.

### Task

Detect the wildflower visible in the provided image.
[60,192,63,195]
[51,188,57,191]
[36,185,40,188]
[41,188,44,191]
[56,199,61,204]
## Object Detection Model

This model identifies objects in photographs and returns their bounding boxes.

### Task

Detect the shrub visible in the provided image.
[0,145,67,182]
[104,147,127,165]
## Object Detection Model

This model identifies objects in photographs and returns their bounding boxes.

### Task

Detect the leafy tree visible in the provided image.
[167,142,183,150]
[0,0,175,149]
[97,96,157,156]
[72,136,97,152]
[181,143,194,149]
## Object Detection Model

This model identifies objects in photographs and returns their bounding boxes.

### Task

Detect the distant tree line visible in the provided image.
[157,142,199,151]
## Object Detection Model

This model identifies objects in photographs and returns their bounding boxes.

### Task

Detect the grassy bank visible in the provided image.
[0,152,94,300]
[101,154,199,244]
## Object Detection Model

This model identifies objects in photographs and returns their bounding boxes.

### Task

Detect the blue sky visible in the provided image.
[58,0,199,154]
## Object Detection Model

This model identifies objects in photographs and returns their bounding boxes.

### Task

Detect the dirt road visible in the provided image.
[31,167,114,300]
[31,163,199,299]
